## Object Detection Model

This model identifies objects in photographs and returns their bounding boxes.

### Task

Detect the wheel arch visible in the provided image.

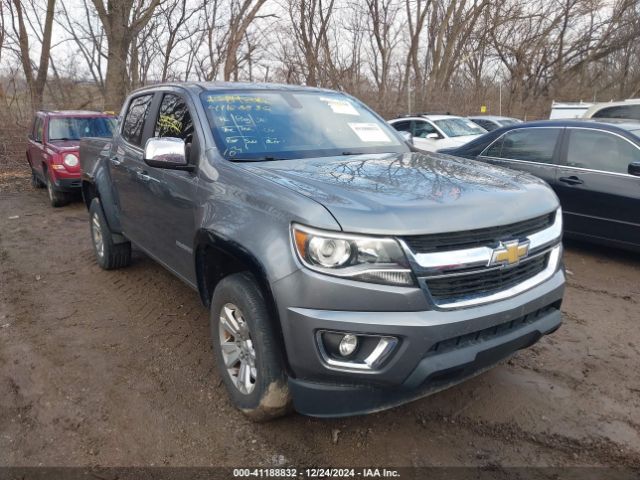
[81,180,98,210]
[194,229,291,373]
[81,166,124,234]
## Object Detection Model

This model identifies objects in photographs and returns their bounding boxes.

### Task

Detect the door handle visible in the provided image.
[136,171,159,184]
[137,172,151,182]
[559,176,584,185]
[110,156,123,166]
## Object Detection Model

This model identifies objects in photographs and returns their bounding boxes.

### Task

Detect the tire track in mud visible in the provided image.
[566,282,638,304]
[416,413,640,468]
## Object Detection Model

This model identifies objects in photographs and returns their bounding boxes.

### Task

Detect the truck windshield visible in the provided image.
[200,90,407,160]
[48,117,116,141]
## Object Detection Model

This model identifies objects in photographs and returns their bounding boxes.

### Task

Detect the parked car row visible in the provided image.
[389,113,522,152]
[437,119,640,251]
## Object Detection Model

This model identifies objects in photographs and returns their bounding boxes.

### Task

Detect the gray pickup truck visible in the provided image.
[79,82,565,420]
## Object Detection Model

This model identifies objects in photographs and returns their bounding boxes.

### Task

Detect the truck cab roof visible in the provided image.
[130,81,338,96]
[37,110,115,117]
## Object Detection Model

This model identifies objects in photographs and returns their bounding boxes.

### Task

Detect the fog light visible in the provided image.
[318,331,399,370]
[339,334,358,357]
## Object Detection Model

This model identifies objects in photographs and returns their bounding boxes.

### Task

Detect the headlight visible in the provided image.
[63,153,79,167]
[292,224,414,286]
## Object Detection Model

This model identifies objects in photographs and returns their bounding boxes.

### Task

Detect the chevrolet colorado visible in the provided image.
[79,83,564,420]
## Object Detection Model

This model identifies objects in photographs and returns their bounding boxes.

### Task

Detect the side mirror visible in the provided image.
[399,131,413,145]
[426,133,440,140]
[144,137,194,171]
[629,161,640,177]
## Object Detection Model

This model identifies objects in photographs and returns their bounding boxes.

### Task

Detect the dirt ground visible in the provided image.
[1,170,639,469]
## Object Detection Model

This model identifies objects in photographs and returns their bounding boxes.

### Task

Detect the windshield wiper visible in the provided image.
[50,137,77,141]
[231,156,286,162]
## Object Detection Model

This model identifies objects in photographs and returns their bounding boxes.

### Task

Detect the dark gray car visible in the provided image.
[80,82,564,419]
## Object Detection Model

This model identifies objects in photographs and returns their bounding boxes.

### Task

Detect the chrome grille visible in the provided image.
[401,209,563,309]
[424,253,549,303]
[402,212,555,253]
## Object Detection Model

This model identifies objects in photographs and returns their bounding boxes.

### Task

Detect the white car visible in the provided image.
[582,99,640,121]
[388,114,487,152]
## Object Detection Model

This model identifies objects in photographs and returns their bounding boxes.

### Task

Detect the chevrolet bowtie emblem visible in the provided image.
[490,240,530,267]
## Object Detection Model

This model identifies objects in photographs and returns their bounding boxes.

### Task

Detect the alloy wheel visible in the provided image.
[91,213,104,259]
[218,303,257,395]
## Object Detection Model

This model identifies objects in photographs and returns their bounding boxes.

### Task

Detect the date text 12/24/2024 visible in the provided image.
[233,468,401,478]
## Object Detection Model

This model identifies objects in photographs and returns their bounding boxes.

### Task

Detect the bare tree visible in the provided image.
[5,0,56,109]
[91,0,162,111]
[288,0,336,87]
[155,0,200,81]
[195,0,270,81]
[223,0,269,81]
[425,0,491,95]
[58,0,107,95]
[0,2,5,66]
[401,0,431,110]
[2,0,640,122]
[364,0,402,108]
[488,0,640,115]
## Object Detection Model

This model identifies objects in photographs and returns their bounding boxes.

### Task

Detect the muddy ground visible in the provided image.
[1,171,639,469]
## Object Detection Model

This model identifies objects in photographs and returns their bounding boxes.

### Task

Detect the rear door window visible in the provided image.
[412,120,438,138]
[566,129,640,174]
[483,128,561,163]
[391,121,411,133]
[121,94,154,146]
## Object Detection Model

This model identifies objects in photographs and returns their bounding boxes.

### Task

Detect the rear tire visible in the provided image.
[46,174,69,207]
[210,272,291,421]
[89,198,132,270]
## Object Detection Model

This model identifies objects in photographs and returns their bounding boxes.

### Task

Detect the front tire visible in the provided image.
[46,174,69,207]
[89,198,132,270]
[31,168,45,188]
[210,273,291,421]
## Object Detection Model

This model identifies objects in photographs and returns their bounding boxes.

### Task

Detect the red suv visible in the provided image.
[27,110,117,206]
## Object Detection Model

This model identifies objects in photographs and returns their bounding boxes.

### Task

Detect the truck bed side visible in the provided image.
[79,137,113,181]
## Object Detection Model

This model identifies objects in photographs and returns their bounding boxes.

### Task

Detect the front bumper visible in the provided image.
[275,269,564,417]
[50,170,81,191]
[53,177,82,191]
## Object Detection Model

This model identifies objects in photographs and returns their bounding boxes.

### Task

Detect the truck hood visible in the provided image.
[237,152,558,235]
